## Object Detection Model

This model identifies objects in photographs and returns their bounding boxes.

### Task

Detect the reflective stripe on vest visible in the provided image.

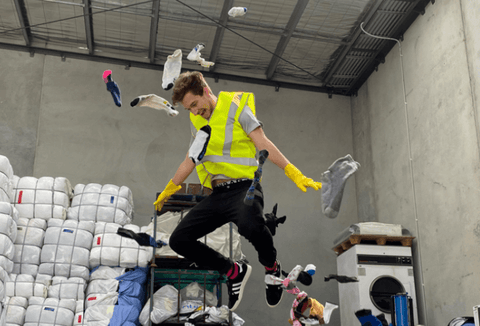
[190,91,258,188]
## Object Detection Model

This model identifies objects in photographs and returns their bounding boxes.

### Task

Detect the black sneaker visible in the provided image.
[265,260,283,307]
[226,261,252,311]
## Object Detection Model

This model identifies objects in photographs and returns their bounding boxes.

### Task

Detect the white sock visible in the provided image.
[321,154,360,218]
[162,49,182,91]
[130,94,179,117]
[187,43,205,62]
[323,302,339,324]
[189,125,211,164]
[197,57,215,68]
[228,7,247,17]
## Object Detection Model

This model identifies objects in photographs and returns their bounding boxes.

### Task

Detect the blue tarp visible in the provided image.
[108,267,149,326]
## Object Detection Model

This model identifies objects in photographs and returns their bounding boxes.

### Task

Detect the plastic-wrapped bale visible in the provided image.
[89,266,126,281]
[89,222,153,269]
[0,155,14,204]
[4,296,28,326]
[139,284,179,326]
[0,202,18,273]
[115,267,148,310]
[72,300,84,325]
[6,274,47,298]
[44,276,86,301]
[24,297,76,326]
[179,281,218,314]
[85,277,119,308]
[67,184,133,226]
[0,267,10,302]
[12,176,73,220]
[39,220,95,281]
[84,304,139,326]
[13,218,47,276]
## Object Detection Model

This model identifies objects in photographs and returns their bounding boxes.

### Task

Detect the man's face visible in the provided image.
[182,90,214,120]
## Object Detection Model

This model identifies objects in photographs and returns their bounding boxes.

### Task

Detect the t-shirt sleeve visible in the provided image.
[239,105,261,134]
[189,121,197,147]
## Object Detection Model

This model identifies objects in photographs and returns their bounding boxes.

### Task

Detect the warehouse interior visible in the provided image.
[1,0,479,325]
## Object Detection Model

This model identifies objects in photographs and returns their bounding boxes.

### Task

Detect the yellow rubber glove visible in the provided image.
[154,179,182,211]
[284,163,322,192]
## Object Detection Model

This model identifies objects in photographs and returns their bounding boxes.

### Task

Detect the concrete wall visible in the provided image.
[0,48,356,326]
[351,0,480,325]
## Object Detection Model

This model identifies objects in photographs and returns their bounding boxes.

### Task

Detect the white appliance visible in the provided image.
[473,305,480,326]
[337,244,418,326]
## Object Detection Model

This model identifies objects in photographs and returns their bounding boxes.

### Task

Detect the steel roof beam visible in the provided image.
[348,0,425,94]
[323,0,386,85]
[265,0,309,80]
[0,42,343,94]
[208,0,234,72]
[13,0,31,46]
[148,0,161,64]
[83,0,94,55]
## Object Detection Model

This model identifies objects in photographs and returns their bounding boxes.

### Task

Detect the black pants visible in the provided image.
[169,180,277,275]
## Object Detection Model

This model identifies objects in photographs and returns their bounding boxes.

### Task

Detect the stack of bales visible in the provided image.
[66,183,148,325]
[8,172,78,325]
[0,155,18,321]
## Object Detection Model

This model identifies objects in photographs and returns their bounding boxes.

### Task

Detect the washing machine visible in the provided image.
[336,244,418,326]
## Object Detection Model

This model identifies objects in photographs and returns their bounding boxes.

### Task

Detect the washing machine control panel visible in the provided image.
[357,254,412,266]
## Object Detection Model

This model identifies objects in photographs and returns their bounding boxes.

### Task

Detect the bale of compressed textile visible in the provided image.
[67,183,133,225]
[12,176,73,220]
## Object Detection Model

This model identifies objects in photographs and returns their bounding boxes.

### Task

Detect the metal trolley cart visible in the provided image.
[148,183,233,326]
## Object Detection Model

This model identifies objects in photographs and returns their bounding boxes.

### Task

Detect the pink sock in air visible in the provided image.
[265,261,277,272]
[226,263,239,279]
[103,70,112,83]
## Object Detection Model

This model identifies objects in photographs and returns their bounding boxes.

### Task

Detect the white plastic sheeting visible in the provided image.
[0,267,9,303]
[6,274,47,298]
[46,276,87,301]
[86,279,118,296]
[89,266,126,281]
[139,284,179,326]
[24,297,76,326]
[144,211,245,261]
[89,222,153,269]
[4,296,28,326]
[13,218,47,276]
[180,282,217,308]
[83,304,115,324]
[85,292,118,308]
[0,156,14,204]
[0,202,18,274]
[39,220,95,281]
[12,176,73,220]
[67,184,134,226]
[188,305,245,326]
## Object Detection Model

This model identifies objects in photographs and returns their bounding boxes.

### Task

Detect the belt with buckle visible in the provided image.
[212,178,251,188]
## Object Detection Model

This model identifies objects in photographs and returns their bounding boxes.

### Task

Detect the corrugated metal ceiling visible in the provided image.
[0,0,432,96]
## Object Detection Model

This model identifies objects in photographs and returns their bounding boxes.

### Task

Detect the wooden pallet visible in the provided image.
[333,234,415,255]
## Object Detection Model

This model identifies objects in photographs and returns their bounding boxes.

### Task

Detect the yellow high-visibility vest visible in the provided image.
[190,91,258,189]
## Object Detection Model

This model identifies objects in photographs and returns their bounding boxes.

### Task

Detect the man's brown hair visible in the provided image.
[171,71,211,106]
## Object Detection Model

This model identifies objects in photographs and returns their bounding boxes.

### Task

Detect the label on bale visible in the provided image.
[110,196,115,204]
[88,297,96,301]
[63,229,74,233]
[44,307,55,311]
[78,315,82,323]
[18,191,23,204]
[97,237,101,245]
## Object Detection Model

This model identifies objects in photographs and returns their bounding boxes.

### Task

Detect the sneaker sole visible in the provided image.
[265,286,283,308]
[230,264,252,312]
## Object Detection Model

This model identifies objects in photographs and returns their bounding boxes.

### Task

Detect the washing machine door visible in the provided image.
[369,275,405,313]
